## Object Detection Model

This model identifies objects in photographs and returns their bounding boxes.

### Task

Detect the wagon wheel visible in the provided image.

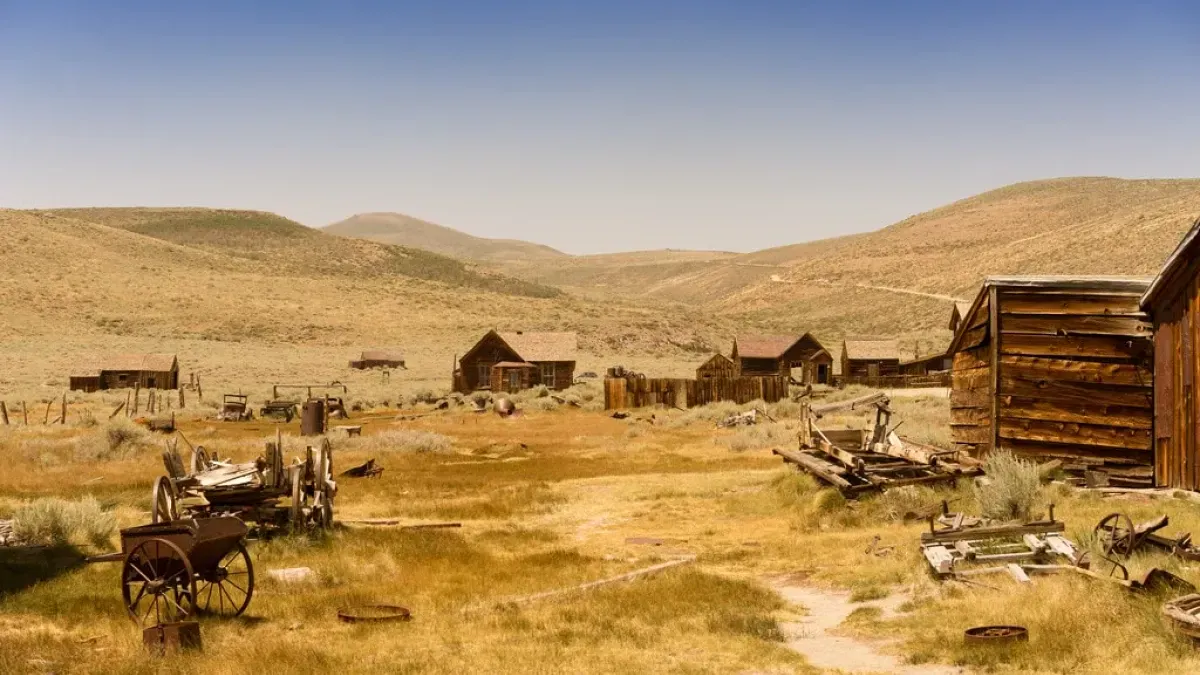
[1095,512,1136,558]
[290,467,309,530]
[314,443,334,529]
[191,446,211,475]
[196,541,254,617]
[122,537,197,626]
[150,476,178,524]
[1095,553,1130,581]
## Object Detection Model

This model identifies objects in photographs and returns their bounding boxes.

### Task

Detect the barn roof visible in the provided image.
[71,353,177,377]
[359,349,405,362]
[735,333,825,360]
[842,340,902,361]
[1142,216,1200,309]
[698,353,735,368]
[497,331,578,363]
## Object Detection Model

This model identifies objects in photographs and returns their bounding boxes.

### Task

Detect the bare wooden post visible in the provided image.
[798,399,812,448]
[134,383,141,416]
[167,392,172,411]
[196,375,202,401]
[42,400,53,425]
[110,401,126,419]
[60,392,67,425]
[125,391,132,418]
[0,401,7,426]
[179,388,185,409]
[22,401,28,425]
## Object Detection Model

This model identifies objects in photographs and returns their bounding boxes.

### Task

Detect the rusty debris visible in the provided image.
[259,400,297,422]
[964,625,1028,645]
[341,458,384,478]
[337,605,412,623]
[143,621,202,656]
[494,397,517,417]
[119,517,254,623]
[1164,595,1200,641]
[217,394,253,422]
[1094,512,1200,561]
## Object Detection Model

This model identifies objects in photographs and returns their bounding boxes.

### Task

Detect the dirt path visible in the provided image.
[773,583,965,674]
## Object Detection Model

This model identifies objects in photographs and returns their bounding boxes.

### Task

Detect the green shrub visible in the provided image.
[976,449,1041,521]
[12,496,115,548]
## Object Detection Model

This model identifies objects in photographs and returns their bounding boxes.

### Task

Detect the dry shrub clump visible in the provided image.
[349,429,453,454]
[976,449,1042,521]
[72,417,153,461]
[716,423,796,452]
[12,495,116,548]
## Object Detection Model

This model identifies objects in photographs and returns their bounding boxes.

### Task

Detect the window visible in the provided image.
[477,362,491,387]
[541,363,556,389]
[117,373,128,384]
[867,363,880,378]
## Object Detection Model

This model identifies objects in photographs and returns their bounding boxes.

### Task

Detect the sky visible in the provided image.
[1,1,1198,255]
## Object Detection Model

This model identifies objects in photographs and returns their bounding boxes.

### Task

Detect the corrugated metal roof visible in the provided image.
[498,332,578,362]
[843,340,901,361]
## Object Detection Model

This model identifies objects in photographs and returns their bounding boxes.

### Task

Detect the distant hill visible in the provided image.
[325,212,567,263]
[47,207,560,299]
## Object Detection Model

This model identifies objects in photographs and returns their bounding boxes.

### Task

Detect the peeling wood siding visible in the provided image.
[952,282,1154,485]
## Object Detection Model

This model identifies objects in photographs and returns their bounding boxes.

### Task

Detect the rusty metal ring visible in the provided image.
[337,605,412,623]
[964,625,1028,644]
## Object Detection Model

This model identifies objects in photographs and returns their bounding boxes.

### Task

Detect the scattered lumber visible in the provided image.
[810,392,888,418]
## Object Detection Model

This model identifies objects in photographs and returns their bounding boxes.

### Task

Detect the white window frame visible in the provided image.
[540,362,556,389]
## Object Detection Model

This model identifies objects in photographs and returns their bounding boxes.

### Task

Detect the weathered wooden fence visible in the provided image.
[604,376,789,410]
[836,373,952,389]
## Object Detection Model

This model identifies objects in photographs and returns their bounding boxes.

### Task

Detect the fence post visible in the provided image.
[61,392,67,425]
[0,401,7,426]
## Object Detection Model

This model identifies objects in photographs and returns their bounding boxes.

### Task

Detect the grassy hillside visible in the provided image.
[47,208,561,298]
[325,212,567,263]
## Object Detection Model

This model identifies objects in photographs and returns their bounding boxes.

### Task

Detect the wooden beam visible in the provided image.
[920,519,1065,544]
[989,285,1000,454]
[772,448,853,489]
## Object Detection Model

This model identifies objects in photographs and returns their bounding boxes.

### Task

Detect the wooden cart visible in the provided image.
[120,517,253,625]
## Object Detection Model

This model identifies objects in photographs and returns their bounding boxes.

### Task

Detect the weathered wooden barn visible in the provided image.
[1141,217,1200,490]
[898,351,953,376]
[454,330,577,393]
[349,349,406,370]
[696,353,737,379]
[69,354,180,392]
[949,276,1154,486]
[731,334,830,383]
[840,340,902,379]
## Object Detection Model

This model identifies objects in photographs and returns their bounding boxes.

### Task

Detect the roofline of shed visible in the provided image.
[982,275,1153,292]
[1141,217,1200,309]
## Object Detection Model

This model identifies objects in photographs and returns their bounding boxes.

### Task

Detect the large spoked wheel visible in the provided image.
[122,538,197,626]
[314,441,335,529]
[196,541,254,617]
[290,468,308,530]
[1095,512,1136,558]
[150,476,178,524]
[191,446,211,474]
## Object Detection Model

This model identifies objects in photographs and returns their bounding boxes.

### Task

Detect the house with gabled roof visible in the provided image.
[454,330,578,393]
[349,349,406,370]
[731,333,831,384]
[840,340,902,379]
[69,353,179,392]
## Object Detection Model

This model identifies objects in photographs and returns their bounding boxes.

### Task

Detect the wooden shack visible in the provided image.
[949,276,1154,486]
[841,340,902,379]
[454,330,577,393]
[898,351,953,376]
[69,354,179,392]
[349,349,406,370]
[1141,217,1200,490]
[732,334,829,383]
[491,361,537,394]
[696,353,737,379]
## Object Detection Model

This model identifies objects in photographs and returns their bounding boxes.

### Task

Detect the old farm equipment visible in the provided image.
[1094,512,1200,561]
[217,394,253,422]
[152,436,336,532]
[919,507,1090,582]
[774,396,981,496]
[119,517,254,624]
[260,400,298,422]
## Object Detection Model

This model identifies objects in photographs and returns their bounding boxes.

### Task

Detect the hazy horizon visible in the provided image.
[3,2,1199,254]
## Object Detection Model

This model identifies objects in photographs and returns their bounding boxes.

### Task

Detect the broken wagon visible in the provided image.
[151,436,336,532]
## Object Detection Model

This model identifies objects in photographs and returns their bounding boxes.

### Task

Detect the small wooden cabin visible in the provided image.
[731,334,829,383]
[841,340,902,378]
[949,276,1154,486]
[69,354,179,392]
[1141,217,1200,490]
[898,351,953,376]
[491,362,537,394]
[349,349,406,370]
[696,353,737,379]
[455,330,577,393]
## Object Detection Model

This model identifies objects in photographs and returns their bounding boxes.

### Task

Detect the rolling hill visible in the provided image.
[324,212,567,263]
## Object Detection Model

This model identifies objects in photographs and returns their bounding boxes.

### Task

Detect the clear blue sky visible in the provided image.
[2,1,1198,254]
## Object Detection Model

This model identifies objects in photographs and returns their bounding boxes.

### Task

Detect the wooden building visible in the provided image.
[841,340,902,379]
[696,353,737,379]
[731,334,830,384]
[454,330,577,393]
[1141,217,1200,490]
[898,351,953,376]
[69,354,180,392]
[349,349,406,370]
[949,301,973,334]
[949,276,1154,486]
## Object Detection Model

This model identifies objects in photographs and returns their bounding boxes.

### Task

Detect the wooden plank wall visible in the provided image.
[951,294,994,456]
[604,376,788,410]
[993,286,1154,485]
[838,373,952,389]
[1150,255,1200,490]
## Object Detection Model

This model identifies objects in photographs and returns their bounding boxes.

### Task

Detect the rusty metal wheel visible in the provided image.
[290,467,308,530]
[1095,513,1136,558]
[190,446,211,474]
[964,625,1028,644]
[196,541,254,617]
[150,476,177,524]
[122,537,196,626]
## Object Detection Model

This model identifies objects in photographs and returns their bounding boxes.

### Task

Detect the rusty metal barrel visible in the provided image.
[301,399,326,436]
